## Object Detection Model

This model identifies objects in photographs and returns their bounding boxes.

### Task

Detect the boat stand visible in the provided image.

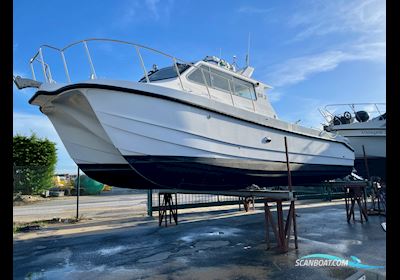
[156,137,298,253]
[264,198,298,252]
[344,185,369,223]
[239,196,255,212]
[158,193,178,227]
[264,136,298,252]
[362,144,385,216]
[368,181,386,216]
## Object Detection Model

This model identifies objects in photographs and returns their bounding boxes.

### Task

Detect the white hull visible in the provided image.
[332,129,385,159]
[321,104,386,180]
[83,87,353,167]
[30,80,355,189]
[41,91,131,165]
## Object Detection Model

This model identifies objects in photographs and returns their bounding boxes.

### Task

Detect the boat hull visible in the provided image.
[348,135,386,180]
[30,81,355,189]
[82,83,354,188]
[30,89,147,188]
[335,134,385,159]
[330,127,385,180]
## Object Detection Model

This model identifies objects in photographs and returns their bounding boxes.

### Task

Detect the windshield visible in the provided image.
[139,63,190,82]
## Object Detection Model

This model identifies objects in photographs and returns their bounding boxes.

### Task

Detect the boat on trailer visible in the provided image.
[15,38,355,190]
[319,103,386,181]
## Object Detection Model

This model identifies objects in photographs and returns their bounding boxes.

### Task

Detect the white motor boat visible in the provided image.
[15,39,355,190]
[320,103,386,181]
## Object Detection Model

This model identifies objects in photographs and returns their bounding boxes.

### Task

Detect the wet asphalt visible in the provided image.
[13,201,386,280]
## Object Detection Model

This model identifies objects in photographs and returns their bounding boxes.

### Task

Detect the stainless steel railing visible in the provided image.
[28,38,257,112]
[319,103,386,125]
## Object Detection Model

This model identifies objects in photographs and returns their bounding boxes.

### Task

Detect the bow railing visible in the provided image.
[29,38,259,112]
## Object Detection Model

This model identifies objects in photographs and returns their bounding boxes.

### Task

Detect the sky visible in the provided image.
[13,0,386,174]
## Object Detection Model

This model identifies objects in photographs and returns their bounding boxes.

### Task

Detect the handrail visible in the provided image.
[31,55,53,83]
[324,103,386,114]
[324,102,386,108]
[28,38,258,112]
[319,102,386,125]
[82,41,97,79]
[32,38,194,66]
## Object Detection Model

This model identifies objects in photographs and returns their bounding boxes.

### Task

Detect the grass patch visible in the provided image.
[13,216,88,234]
[13,221,45,233]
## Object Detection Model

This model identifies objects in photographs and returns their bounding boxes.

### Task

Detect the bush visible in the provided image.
[13,134,57,194]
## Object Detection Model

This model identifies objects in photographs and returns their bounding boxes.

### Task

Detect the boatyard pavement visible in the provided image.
[13,188,386,280]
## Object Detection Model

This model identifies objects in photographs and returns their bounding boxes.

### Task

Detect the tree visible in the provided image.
[13,134,57,194]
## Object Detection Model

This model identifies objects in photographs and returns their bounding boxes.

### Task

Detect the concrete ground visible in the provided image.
[13,188,386,280]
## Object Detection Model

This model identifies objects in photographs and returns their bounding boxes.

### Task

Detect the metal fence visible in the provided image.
[148,186,347,215]
[150,189,242,211]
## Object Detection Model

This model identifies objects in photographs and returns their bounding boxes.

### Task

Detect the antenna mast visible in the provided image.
[246,32,251,67]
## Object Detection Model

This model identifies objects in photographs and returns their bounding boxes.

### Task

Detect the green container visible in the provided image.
[76,175,104,195]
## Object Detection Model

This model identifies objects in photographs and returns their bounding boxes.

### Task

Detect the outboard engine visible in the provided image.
[355,111,369,122]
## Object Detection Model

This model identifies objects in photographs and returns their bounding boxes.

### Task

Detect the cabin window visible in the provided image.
[231,77,256,100]
[187,65,211,86]
[139,63,190,82]
[210,68,231,93]
[187,64,256,100]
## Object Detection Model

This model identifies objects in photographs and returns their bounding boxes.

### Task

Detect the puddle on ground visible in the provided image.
[97,245,129,256]
[94,239,161,257]
[180,227,242,242]
[297,237,362,253]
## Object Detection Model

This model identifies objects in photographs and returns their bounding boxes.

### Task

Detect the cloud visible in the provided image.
[262,0,386,88]
[268,51,348,87]
[288,0,385,41]
[13,111,77,173]
[117,1,139,27]
[278,96,328,129]
[267,91,283,103]
[145,0,161,20]
[266,41,385,87]
[115,0,174,27]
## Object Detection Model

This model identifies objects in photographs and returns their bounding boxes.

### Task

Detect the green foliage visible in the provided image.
[13,134,57,194]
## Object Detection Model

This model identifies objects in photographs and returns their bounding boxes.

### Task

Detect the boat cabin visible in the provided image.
[139,57,278,119]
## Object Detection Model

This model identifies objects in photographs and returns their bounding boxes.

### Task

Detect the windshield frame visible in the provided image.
[139,63,191,82]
